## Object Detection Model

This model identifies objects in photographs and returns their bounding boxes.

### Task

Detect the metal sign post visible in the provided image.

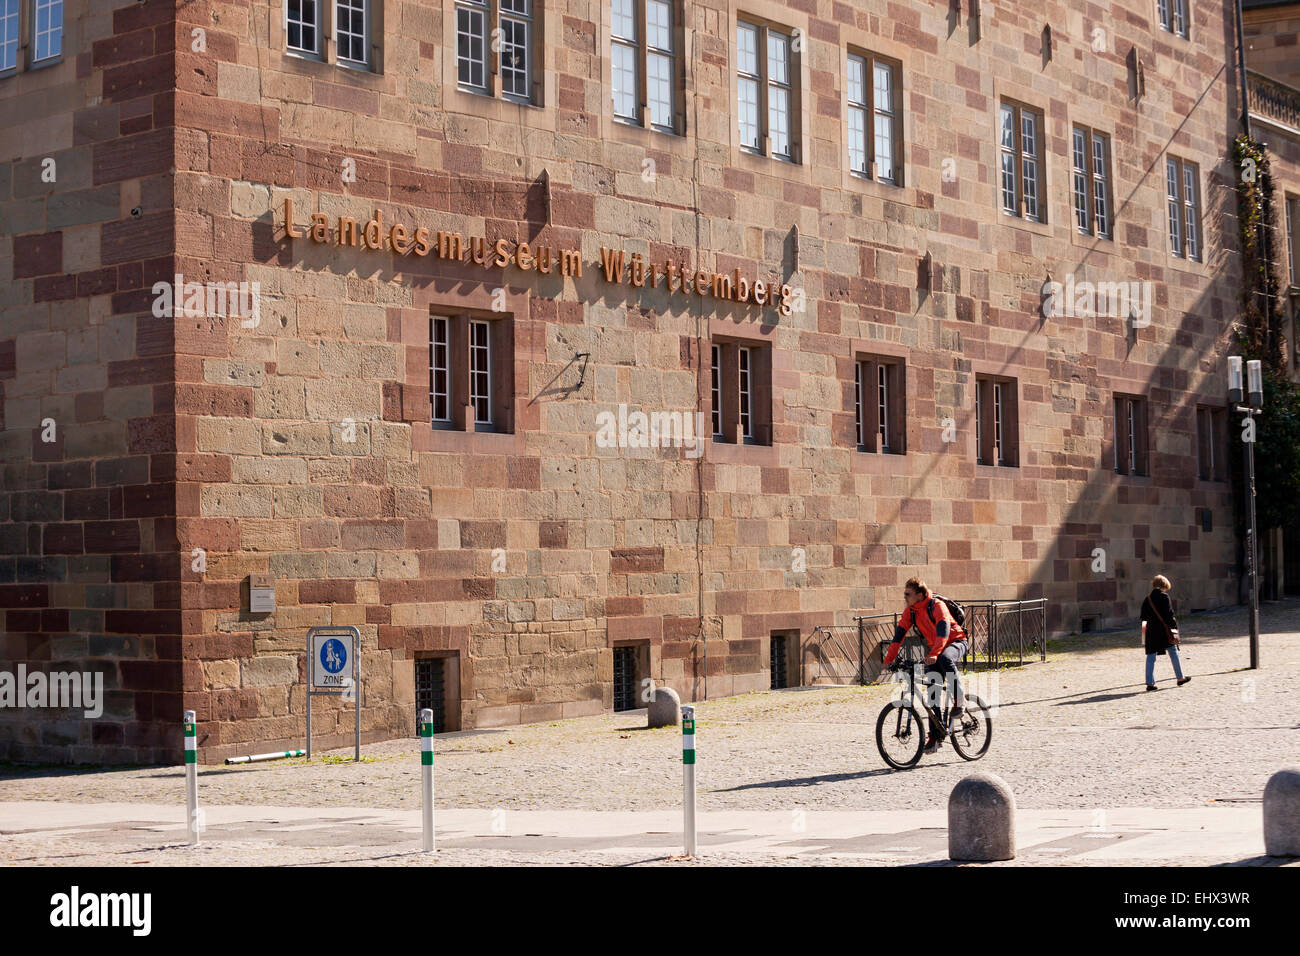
[305,625,362,761]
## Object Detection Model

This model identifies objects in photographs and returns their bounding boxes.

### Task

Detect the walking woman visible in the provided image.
[1141,574,1191,691]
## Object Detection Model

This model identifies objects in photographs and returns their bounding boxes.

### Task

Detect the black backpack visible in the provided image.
[926,595,966,629]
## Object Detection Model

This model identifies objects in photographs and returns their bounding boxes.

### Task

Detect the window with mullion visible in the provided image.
[335,0,369,68]
[611,0,680,133]
[1287,195,1299,287]
[1166,156,1201,261]
[430,318,451,425]
[738,347,754,441]
[1071,127,1111,239]
[32,0,63,63]
[854,357,904,454]
[0,0,18,73]
[737,17,799,162]
[500,0,533,101]
[1113,395,1149,476]
[847,52,900,185]
[999,102,1044,223]
[286,0,321,57]
[711,345,723,438]
[766,30,792,160]
[470,320,492,427]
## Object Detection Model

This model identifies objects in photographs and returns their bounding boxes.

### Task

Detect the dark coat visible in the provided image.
[1141,588,1178,655]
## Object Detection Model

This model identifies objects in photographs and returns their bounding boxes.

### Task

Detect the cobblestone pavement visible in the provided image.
[1,601,1298,866]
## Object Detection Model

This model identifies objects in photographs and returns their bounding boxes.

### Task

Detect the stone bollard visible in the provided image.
[648,686,682,728]
[948,773,1016,862]
[1264,766,1300,857]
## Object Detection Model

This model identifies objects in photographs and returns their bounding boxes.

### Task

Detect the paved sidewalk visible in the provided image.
[0,801,1290,867]
[2,602,1298,865]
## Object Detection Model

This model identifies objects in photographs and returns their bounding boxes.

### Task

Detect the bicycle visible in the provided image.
[874,656,992,769]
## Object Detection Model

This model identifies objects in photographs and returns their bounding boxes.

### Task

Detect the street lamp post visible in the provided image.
[1229,356,1263,669]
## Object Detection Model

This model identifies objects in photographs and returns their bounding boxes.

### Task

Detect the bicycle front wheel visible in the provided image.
[949,694,992,761]
[876,700,928,769]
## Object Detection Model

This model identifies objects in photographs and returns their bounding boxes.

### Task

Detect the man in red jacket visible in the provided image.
[881,577,969,752]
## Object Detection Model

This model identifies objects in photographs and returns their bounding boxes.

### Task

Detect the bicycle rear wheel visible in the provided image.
[949,694,992,760]
[876,700,928,769]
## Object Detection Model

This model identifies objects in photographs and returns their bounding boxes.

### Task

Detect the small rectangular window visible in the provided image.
[999,101,1045,223]
[1166,156,1201,261]
[470,319,492,426]
[0,0,19,73]
[737,16,800,162]
[1197,405,1226,482]
[457,1,489,89]
[429,313,514,433]
[1113,394,1149,476]
[335,0,369,68]
[286,0,321,57]
[711,344,723,438]
[430,317,451,425]
[711,339,771,445]
[1158,0,1189,38]
[854,356,905,454]
[976,375,1018,466]
[32,0,62,63]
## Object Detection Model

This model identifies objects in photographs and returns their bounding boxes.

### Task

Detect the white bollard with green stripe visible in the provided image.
[682,704,697,857]
[184,710,199,846]
[420,708,434,853]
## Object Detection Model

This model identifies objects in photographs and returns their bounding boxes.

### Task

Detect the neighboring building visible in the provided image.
[1,1,1245,763]
[1242,0,1300,593]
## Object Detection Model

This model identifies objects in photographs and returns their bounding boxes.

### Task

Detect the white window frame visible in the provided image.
[737,17,799,162]
[335,0,370,69]
[738,346,753,441]
[878,363,890,453]
[854,359,864,447]
[430,317,451,425]
[1166,156,1201,262]
[457,0,489,91]
[711,344,723,438]
[0,0,19,74]
[1158,0,1188,39]
[1286,195,1299,288]
[847,51,901,185]
[470,319,493,427]
[993,381,1005,465]
[285,0,323,59]
[31,0,62,64]
[1071,127,1111,239]
[499,0,533,102]
[1000,102,1044,222]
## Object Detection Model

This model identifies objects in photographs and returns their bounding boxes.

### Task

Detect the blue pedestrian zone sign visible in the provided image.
[312,633,352,688]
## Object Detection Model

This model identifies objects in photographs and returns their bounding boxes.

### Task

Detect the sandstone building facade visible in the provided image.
[1,0,1249,762]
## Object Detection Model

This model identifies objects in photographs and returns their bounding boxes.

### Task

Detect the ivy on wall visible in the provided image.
[1230,135,1300,534]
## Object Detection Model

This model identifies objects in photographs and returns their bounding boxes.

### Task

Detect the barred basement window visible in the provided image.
[429,312,514,433]
[613,645,638,711]
[847,51,902,185]
[1196,405,1226,482]
[1113,394,1149,476]
[0,0,17,74]
[286,0,322,57]
[415,658,447,734]
[999,101,1044,222]
[854,356,905,454]
[1157,0,1188,39]
[32,0,61,64]
[459,0,538,102]
[711,338,772,445]
[1072,127,1111,239]
[738,16,800,162]
[1166,156,1201,261]
[976,375,1018,466]
[335,0,371,69]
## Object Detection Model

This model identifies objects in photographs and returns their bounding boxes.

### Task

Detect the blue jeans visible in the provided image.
[1145,645,1184,685]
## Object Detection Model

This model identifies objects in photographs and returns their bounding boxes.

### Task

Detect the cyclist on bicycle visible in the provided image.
[880,577,969,752]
